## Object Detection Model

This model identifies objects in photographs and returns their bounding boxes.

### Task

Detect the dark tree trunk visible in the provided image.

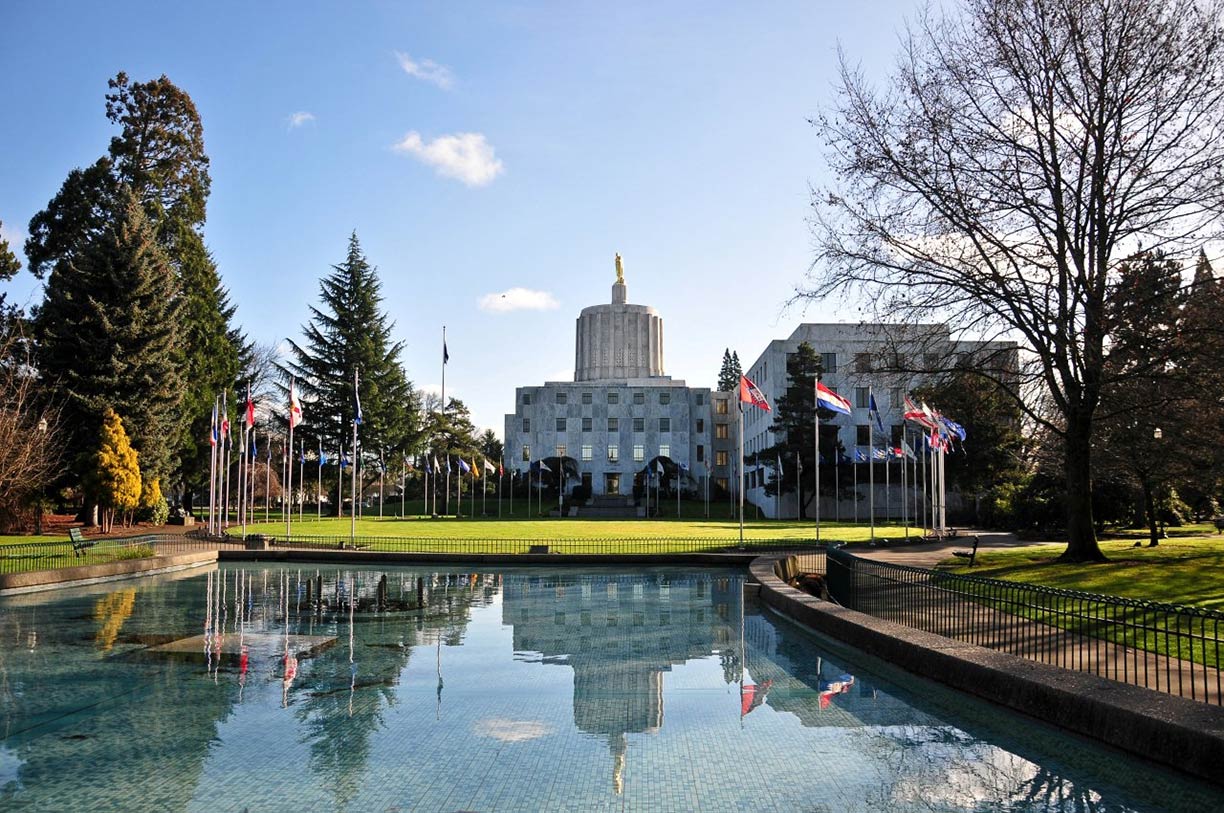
[1060,418,1107,562]
[1141,477,1160,548]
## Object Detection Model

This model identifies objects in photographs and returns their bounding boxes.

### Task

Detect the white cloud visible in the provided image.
[0,219,25,250]
[287,111,315,129]
[394,51,455,89]
[473,718,552,743]
[478,287,559,313]
[392,131,504,187]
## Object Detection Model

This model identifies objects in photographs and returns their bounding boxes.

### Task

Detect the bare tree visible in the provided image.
[804,0,1224,560]
[0,325,63,533]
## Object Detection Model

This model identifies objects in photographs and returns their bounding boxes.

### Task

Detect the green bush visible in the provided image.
[114,544,155,561]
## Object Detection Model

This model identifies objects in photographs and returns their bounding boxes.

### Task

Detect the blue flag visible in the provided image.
[868,393,885,434]
[354,381,363,426]
[458,458,471,474]
[319,449,328,467]
[250,432,257,458]
[854,449,868,463]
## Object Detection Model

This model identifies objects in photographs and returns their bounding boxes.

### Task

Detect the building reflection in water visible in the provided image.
[501,571,744,793]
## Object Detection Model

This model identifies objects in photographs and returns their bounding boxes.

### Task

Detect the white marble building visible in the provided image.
[504,258,714,497]
[739,322,1017,518]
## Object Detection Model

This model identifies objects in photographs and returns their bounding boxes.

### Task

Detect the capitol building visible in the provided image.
[504,256,732,498]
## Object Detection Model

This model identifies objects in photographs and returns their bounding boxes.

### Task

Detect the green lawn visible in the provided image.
[241,514,920,549]
[945,536,1224,611]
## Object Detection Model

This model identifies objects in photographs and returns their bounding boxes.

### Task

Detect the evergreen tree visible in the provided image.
[36,188,184,489]
[760,342,831,518]
[0,220,19,320]
[478,428,504,466]
[717,349,736,391]
[717,349,744,391]
[25,72,241,506]
[89,408,142,533]
[284,233,420,485]
[0,220,19,282]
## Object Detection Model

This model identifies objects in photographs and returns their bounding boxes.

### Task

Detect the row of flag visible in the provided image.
[736,373,968,452]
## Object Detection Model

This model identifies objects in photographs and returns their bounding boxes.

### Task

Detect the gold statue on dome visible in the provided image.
[615,253,624,284]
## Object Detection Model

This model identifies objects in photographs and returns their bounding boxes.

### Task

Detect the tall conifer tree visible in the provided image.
[284,233,420,486]
[38,189,183,486]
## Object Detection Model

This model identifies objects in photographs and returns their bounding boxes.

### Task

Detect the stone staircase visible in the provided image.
[573,495,641,519]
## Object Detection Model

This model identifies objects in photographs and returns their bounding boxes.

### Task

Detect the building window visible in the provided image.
[523,418,530,432]
[821,352,837,373]
[659,444,670,458]
[522,393,532,405]
[890,387,903,409]
[716,477,728,491]
[855,387,869,409]
[633,445,645,462]
[633,417,645,432]
[855,352,873,373]
[697,445,705,462]
[582,444,592,461]
[715,424,729,440]
[582,417,592,432]
[556,444,566,458]
[659,391,671,405]
[716,399,729,415]
[659,417,670,432]
[696,392,705,405]
[608,417,619,432]
[856,425,870,445]
[582,392,592,404]
[556,392,567,404]
[715,450,728,467]
[608,444,619,463]
[633,391,645,405]
[522,445,531,461]
[924,353,941,372]
[696,419,704,433]
[556,418,566,432]
[608,391,619,404]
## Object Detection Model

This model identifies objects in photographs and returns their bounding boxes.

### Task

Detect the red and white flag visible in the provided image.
[738,375,771,412]
[245,385,256,429]
[288,378,304,429]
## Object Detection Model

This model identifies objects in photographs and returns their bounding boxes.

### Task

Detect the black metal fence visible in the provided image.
[825,547,1224,705]
[237,532,828,557]
[1,531,828,577]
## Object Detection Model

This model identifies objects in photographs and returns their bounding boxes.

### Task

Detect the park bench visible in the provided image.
[69,527,95,557]
[527,544,550,554]
[951,535,980,567]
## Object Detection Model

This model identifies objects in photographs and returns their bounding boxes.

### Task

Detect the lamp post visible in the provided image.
[1153,427,1166,540]
[35,418,47,536]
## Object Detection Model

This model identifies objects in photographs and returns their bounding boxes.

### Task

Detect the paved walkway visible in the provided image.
[852,530,1036,569]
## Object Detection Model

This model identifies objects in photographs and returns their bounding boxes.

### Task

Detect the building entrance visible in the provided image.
[604,473,620,495]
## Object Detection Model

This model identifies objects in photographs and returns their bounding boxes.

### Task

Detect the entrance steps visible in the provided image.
[574,495,640,519]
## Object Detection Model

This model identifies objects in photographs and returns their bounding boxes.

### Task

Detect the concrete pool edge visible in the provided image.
[748,554,1224,787]
[0,550,218,595]
[216,549,762,567]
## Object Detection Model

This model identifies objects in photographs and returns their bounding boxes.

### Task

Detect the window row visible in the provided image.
[520,443,686,463]
[524,390,702,406]
[522,417,674,432]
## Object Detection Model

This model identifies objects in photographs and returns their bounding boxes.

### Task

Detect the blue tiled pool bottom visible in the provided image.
[1,564,1220,812]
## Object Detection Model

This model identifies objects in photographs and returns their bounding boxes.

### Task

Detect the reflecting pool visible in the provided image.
[1,564,1221,812]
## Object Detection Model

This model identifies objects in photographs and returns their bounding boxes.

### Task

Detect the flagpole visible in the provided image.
[814,377,820,543]
[318,440,323,521]
[379,455,384,519]
[351,369,359,548]
[853,450,859,524]
[299,436,305,524]
[264,434,271,523]
[286,379,295,541]
[885,439,891,528]
[498,460,503,518]
[902,437,908,540]
[868,386,875,542]
[738,400,745,546]
[222,392,230,530]
[239,429,247,539]
[208,398,217,535]
[441,325,447,515]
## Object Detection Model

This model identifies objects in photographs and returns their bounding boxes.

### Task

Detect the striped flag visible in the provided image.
[738,375,770,412]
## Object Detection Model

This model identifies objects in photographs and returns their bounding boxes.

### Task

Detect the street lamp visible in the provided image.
[1153,427,1166,539]
[35,417,48,535]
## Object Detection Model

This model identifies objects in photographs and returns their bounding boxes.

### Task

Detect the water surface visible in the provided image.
[0,563,1220,812]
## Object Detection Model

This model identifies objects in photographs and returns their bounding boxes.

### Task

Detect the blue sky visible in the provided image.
[0,1,917,434]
